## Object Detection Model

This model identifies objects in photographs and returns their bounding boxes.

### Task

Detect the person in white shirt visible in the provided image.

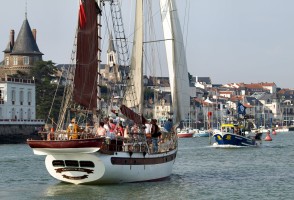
[145,119,152,138]
[103,118,110,137]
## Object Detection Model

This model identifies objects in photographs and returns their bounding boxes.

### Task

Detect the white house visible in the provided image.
[0,77,40,123]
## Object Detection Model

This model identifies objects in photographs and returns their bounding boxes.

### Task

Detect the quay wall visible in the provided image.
[0,124,43,144]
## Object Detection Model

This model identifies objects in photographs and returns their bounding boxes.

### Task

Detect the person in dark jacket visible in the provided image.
[151,119,160,153]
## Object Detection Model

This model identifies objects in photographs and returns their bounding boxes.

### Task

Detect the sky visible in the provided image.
[1,0,294,89]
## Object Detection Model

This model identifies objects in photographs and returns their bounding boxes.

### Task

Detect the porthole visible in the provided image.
[65,160,79,167]
[80,161,95,168]
[52,160,65,167]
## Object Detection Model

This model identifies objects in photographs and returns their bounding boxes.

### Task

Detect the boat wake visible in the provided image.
[211,143,246,148]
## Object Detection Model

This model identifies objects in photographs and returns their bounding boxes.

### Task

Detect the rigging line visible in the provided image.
[124,0,163,46]
[145,0,164,78]
[143,39,173,43]
[102,5,112,56]
[57,64,74,130]
[109,0,131,81]
[45,66,65,126]
[103,3,112,39]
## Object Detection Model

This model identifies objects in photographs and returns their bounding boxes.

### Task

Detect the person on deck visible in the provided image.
[151,119,161,153]
[95,122,106,137]
[108,118,116,139]
[145,119,152,139]
[163,118,173,132]
[67,118,80,140]
[103,118,110,137]
[124,125,130,139]
[163,118,172,141]
[131,123,139,139]
[116,122,124,137]
[82,122,92,139]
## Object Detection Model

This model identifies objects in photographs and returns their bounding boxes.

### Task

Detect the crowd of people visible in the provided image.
[65,117,174,153]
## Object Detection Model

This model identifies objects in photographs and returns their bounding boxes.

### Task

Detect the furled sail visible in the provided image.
[122,0,144,113]
[73,0,98,109]
[160,0,190,124]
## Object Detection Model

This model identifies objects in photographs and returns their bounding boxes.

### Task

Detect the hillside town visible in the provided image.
[1,14,294,141]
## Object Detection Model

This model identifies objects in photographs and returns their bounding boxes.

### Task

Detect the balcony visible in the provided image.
[0,119,45,125]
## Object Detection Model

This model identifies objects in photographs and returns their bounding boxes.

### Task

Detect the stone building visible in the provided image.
[0,14,43,76]
[100,33,121,83]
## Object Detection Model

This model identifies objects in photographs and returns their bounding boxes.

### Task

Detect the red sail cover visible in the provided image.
[79,0,86,28]
[120,105,147,125]
[73,0,98,109]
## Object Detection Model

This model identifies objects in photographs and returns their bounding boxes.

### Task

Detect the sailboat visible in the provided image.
[27,0,190,184]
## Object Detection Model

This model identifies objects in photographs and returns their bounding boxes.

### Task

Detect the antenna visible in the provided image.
[25,0,28,19]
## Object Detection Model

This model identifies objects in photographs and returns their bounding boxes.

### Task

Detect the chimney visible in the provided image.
[32,29,36,41]
[10,30,14,47]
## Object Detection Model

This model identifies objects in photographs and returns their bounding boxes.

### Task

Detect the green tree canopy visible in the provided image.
[29,61,64,123]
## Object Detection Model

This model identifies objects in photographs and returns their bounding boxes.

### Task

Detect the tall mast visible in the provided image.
[160,0,190,124]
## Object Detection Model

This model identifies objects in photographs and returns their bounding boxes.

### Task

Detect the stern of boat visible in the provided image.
[45,153,105,185]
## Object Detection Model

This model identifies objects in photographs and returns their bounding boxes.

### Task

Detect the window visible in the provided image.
[0,88,3,99]
[110,54,113,62]
[13,57,18,65]
[27,91,32,105]
[65,160,79,167]
[52,160,65,167]
[20,90,24,105]
[11,108,15,119]
[80,161,95,168]
[23,56,29,65]
[11,90,15,105]
[52,160,95,168]
[27,108,31,120]
[20,108,23,119]
[5,57,9,66]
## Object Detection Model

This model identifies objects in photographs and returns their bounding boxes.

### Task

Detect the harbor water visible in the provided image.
[1,132,294,200]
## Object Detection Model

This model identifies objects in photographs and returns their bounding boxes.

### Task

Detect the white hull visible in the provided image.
[273,128,289,132]
[45,149,177,184]
[32,147,100,155]
[261,128,289,133]
[193,130,211,137]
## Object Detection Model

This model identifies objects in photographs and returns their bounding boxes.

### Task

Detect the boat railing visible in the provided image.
[38,130,177,154]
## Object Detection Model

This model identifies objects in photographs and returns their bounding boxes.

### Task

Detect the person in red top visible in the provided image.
[116,122,124,137]
[109,118,116,133]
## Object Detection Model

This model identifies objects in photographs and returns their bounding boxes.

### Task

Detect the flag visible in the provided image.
[237,102,246,115]
[79,0,86,28]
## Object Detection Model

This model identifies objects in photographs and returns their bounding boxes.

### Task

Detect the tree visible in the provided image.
[144,87,154,101]
[29,61,64,123]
